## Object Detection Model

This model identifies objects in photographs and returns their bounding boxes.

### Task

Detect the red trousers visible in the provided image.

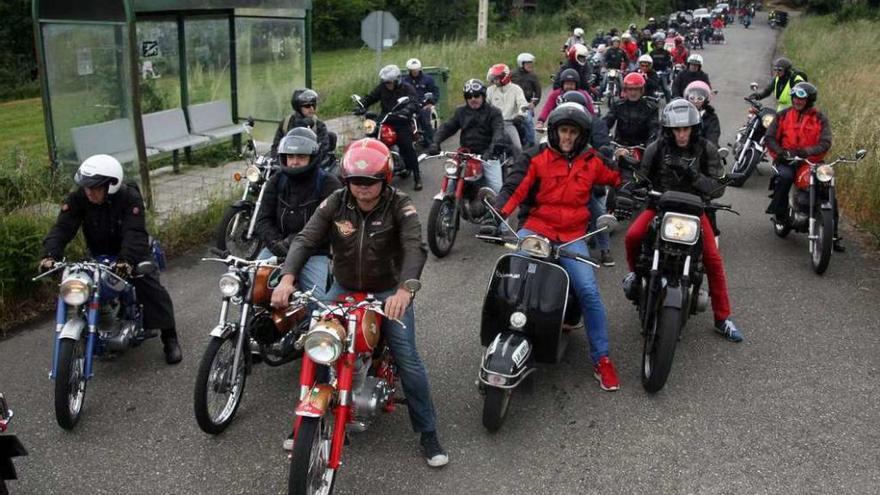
[624,209,731,321]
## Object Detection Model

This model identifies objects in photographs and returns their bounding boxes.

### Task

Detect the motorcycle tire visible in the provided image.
[289,415,337,495]
[811,209,834,275]
[730,147,758,187]
[482,387,512,433]
[215,205,262,260]
[193,334,248,435]
[427,197,459,258]
[641,306,680,393]
[54,337,87,430]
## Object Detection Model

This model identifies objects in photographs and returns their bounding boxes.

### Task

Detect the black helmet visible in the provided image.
[560,68,581,85]
[291,88,318,113]
[773,57,792,72]
[278,127,319,176]
[547,102,592,157]
[463,78,487,98]
[790,81,818,107]
[559,90,589,110]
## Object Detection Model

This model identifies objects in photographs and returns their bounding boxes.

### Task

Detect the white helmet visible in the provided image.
[687,54,704,66]
[638,54,653,65]
[516,52,535,67]
[75,154,124,194]
[573,27,584,37]
[621,32,633,40]
[379,64,401,83]
[406,58,422,71]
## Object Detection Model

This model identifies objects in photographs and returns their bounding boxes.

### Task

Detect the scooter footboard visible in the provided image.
[478,332,534,389]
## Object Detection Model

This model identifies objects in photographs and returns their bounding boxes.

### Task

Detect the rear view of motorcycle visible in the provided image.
[0,394,27,495]
[728,89,776,187]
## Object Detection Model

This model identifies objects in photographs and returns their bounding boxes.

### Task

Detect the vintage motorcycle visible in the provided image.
[772,150,868,274]
[193,251,310,434]
[420,150,498,258]
[351,94,418,178]
[32,257,160,429]
[728,91,776,187]
[285,282,420,495]
[0,394,27,495]
[605,141,646,221]
[605,68,622,105]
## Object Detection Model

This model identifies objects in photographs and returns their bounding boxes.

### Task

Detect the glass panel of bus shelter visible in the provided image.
[136,19,182,113]
[185,16,231,106]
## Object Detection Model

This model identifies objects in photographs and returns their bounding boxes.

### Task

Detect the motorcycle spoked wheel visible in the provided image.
[811,209,834,275]
[216,205,262,260]
[730,145,757,187]
[427,197,459,258]
[54,337,87,430]
[289,415,337,495]
[482,386,512,432]
[641,306,681,393]
[193,333,248,434]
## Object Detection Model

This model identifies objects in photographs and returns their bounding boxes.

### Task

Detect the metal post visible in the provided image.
[305,9,313,88]
[477,0,488,46]
[228,13,240,150]
[376,13,383,72]
[127,20,153,208]
[176,16,188,174]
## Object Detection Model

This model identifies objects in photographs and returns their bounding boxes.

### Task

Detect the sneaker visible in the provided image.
[622,272,638,301]
[714,319,743,343]
[593,356,620,391]
[282,431,294,451]
[600,249,615,267]
[420,431,449,467]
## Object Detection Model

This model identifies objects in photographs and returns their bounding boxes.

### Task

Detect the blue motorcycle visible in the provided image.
[33,257,159,430]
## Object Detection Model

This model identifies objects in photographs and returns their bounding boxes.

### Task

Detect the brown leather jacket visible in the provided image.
[282,186,427,293]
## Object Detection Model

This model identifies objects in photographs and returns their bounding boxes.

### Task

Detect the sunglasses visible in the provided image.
[300,103,316,109]
[465,93,483,100]
[347,176,383,187]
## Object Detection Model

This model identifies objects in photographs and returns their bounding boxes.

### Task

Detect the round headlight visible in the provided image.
[443,159,459,175]
[245,165,261,183]
[304,321,346,365]
[510,312,527,329]
[60,273,92,306]
[761,114,775,128]
[218,273,242,297]
[816,164,834,183]
[520,235,552,258]
[363,119,377,135]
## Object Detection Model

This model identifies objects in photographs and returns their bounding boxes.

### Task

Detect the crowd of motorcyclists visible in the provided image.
[30,1,850,484]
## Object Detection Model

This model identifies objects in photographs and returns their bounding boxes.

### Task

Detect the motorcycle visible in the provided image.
[193,250,310,434]
[728,89,776,187]
[32,258,160,429]
[772,150,868,275]
[709,28,725,44]
[285,282,420,495]
[605,69,622,105]
[216,117,279,260]
[687,29,703,50]
[420,150,498,258]
[769,10,788,28]
[0,394,27,495]
[475,207,613,431]
[351,94,418,179]
[605,141,646,221]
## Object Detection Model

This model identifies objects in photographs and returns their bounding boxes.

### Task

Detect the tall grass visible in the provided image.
[780,15,880,237]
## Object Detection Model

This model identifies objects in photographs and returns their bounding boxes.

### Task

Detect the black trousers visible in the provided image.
[390,120,420,178]
[769,162,796,219]
[132,271,176,332]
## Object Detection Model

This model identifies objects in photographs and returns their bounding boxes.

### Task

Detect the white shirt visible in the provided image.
[486,83,528,121]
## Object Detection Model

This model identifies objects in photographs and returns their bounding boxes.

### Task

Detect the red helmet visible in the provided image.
[487,63,511,86]
[623,72,646,88]
[567,43,590,66]
[342,138,392,183]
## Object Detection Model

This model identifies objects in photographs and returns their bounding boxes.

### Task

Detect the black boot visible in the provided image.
[413,171,423,191]
[833,237,846,253]
[161,328,183,365]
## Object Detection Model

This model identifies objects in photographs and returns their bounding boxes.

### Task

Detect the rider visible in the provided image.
[764,82,840,250]
[563,27,586,51]
[357,64,423,190]
[637,54,669,101]
[403,58,440,147]
[603,73,660,150]
[428,79,508,194]
[684,80,720,146]
[253,128,342,301]
[649,32,673,75]
[496,103,622,390]
[271,138,448,467]
[591,29,607,48]
[486,63,529,155]
[623,100,743,343]
[670,36,689,66]
[272,88,337,173]
[40,154,182,364]
[621,32,640,71]
[511,53,542,148]
[749,57,806,112]
[672,54,710,98]
[554,43,593,92]
[540,69,597,126]
[604,37,628,73]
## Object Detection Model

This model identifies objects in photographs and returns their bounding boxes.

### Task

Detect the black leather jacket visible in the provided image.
[649,48,673,72]
[701,105,721,146]
[433,102,507,155]
[511,68,542,104]
[553,60,594,91]
[361,81,420,118]
[603,98,660,146]
[639,136,725,199]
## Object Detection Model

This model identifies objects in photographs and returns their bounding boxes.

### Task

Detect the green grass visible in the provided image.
[0,98,48,163]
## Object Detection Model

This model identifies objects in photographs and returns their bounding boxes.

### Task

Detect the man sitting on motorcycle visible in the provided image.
[254,128,342,302]
[764,82,839,250]
[670,37,689,67]
[427,78,508,195]
[403,58,440,148]
[604,37,629,73]
[749,57,806,112]
[649,32,673,76]
[357,64,424,190]
[621,32,640,71]
[637,54,669,101]
[40,155,182,363]
[486,63,529,155]
[271,138,448,467]
[511,53,542,148]
[672,54,710,98]
[553,43,594,93]
[623,100,743,342]
[271,88,337,174]
[496,103,623,391]
[604,72,660,154]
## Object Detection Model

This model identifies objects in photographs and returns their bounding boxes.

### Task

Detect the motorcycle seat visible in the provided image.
[658,190,704,216]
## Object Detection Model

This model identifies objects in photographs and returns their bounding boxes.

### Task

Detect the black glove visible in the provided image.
[512,115,525,127]
[748,93,759,100]
[779,150,795,162]
[38,257,56,273]
[112,261,132,279]
[427,143,441,156]
[352,107,366,116]
[269,239,291,258]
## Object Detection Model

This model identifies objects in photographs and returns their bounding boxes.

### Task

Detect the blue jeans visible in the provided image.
[483,159,503,194]
[518,228,610,364]
[257,249,330,303]
[523,108,536,147]
[324,282,438,433]
[588,191,610,251]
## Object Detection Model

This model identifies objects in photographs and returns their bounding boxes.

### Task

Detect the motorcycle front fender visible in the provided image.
[231,199,255,210]
[60,317,87,341]
[662,284,684,309]
[479,332,533,389]
[209,322,236,339]
[295,383,335,418]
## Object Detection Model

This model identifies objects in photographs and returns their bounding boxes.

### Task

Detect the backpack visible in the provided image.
[791,68,808,83]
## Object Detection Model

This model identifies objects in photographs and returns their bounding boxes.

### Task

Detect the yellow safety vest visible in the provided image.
[774,74,805,111]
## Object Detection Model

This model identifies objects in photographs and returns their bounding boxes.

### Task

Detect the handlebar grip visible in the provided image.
[210,247,228,257]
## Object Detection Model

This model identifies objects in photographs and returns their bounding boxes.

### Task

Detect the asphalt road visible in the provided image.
[3,13,879,495]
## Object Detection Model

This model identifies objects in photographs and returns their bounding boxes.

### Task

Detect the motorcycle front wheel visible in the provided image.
[427,197,459,258]
[193,334,248,434]
[216,205,261,260]
[730,146,757,187]
[641,306,680,393]
[289,415,337,495]
[482,386,512,432]
[54,337,87,430]
[811,209,834,275]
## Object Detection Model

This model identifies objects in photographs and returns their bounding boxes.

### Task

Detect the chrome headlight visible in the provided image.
[761,114,775,128]
[660,213,701,245]
[443,159,459,176]
[608,69,618,78]
[509,312,527,329]
[520,235,552,258]
[304,320,346,365]
[218,273,243,297]
[363,119,377,135]
[60,272,92,306]
[816,164,834,183]
[245,165,261,183]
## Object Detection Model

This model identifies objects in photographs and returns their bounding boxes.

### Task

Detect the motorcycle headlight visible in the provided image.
[443,159,459,176]
[608,69,618,77]
[245,165,261,183]
[520,235,552,258]
[363,119,377,134]
[60,273,92,306]
[816,164,835,183]
[509,312,527,329]
[304,319,347,365]
[660,213,701,245]
[218,273,243,297]
[761,114,775,128]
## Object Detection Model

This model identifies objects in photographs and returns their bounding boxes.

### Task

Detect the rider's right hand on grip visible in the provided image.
[38,257,55,273]
[352,107,366,116]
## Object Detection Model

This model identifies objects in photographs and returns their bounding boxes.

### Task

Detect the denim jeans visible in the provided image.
[518,229,610,364]
[324,282,438,433]
[257,250,330,303]
[503,121,522,154]
[588,191,610,251]
[523,108,537,147]
[483,159,504,194]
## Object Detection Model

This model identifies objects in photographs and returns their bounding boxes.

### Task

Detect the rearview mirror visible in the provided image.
[718,147,730,159]
[856,149,868,160]
[350,94,362,103]
[749,82,758,91]
[136,261,157,276]
[595,214,619,233]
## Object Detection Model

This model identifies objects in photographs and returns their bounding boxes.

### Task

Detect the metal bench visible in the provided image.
[71,118,159,164]
[187,100,243,140]
[143,108,210,171]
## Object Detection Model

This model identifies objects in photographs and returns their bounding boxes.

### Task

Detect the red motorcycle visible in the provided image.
[285,281,420,495]
[351,94,418,178]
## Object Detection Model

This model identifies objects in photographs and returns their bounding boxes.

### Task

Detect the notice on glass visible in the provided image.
[76,48,94,76]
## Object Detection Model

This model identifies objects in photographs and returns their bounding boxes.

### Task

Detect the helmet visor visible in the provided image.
[74,171,115,189]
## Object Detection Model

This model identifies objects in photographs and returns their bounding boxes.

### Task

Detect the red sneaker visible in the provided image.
[593,356,620,391]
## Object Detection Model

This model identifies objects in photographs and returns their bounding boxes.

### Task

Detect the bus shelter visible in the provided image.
[33,0,312,206]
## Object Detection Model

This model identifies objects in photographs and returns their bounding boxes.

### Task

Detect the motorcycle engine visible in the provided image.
[350,357,392,426]
[250,311,280,346]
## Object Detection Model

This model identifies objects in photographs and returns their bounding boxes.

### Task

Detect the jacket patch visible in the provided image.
[61,203,69,212]
[335,220,357,237]
[132,206,140,215]
[402,205,417,217]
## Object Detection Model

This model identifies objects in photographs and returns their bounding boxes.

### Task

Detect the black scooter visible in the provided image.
[0,393,27,494]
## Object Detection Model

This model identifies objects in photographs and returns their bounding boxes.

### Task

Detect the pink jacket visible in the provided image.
[538,88,596,122]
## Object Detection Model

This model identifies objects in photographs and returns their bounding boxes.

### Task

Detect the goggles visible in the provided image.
[463,81,485,93]
[687,93,707,104]
[791,86,809,99]
[300,103,316,109]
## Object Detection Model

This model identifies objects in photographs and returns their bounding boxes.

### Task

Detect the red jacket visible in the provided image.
[766,106,832,164]
[622,41,639,62]
[671,45,689,65]
[500,147,620,242]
